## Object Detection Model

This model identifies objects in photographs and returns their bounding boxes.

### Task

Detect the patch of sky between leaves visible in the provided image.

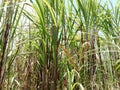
[72,0,118,8]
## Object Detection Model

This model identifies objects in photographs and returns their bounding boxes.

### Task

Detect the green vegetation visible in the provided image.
[0,0,120,90]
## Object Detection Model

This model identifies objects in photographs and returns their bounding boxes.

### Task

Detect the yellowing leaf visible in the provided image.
[61,45,75,67]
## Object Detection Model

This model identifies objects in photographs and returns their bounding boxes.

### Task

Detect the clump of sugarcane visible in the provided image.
[0,2,12,88]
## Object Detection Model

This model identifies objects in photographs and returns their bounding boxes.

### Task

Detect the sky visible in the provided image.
[111,0,117,4]
[102,0,117,6]
[0,0,2,4]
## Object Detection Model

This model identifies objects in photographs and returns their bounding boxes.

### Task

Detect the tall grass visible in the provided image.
[0,0,120,90]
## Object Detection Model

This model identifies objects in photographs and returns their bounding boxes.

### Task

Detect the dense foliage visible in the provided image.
[0,0,120,90]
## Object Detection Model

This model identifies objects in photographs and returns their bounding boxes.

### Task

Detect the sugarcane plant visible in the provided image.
[0,0,120,90]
